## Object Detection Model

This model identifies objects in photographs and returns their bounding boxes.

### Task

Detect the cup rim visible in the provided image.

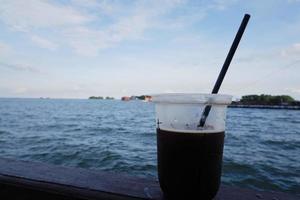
[152,93,232,105]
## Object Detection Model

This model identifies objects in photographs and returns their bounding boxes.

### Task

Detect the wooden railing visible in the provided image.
[0,158,298,200]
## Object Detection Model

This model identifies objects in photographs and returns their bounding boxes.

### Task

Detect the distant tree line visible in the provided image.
[136,95,152,100]
[89,96,114,100]
[233,94,300,105]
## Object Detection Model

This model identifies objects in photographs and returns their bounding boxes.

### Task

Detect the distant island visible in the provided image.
[230,94,300,110]
[88,94,300,109]
[121,95,152,102]
[89,96,114,100]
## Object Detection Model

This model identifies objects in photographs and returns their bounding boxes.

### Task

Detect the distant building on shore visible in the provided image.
[121,96,130,101]
[121,95,152,102]
[143,95,152,102]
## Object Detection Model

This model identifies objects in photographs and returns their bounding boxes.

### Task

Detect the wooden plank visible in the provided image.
[0,157,298,200]
[0,157,162,200]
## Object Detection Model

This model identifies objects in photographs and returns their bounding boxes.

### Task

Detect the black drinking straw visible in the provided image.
[198,14,250,127]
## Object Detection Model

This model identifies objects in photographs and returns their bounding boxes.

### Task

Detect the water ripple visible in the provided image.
[0,99,299,195]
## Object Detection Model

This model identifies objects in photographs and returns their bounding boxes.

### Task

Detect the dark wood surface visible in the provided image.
[0,157,298,200]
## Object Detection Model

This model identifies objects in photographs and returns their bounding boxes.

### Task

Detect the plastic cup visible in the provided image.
[152,93,232,199]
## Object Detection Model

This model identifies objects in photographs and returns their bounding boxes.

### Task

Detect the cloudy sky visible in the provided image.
[0,0,300,99]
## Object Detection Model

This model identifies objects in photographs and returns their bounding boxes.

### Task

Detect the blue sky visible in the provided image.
[0,0,300,99]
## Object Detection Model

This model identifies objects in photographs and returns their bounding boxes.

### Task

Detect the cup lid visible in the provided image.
[152,93,232,105]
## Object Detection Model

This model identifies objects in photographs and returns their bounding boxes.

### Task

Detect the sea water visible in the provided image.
[0,98,299,195]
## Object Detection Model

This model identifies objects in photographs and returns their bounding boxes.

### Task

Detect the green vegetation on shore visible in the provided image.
[89,96,115,100]
[233,94,299,106]
[89,96,103,99]
[136,95,152,100]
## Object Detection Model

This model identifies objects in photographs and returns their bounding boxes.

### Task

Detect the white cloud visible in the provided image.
[62,26,110,56]
[0,0,240,56]
[71,0,119,15]
[0,41,12,55]
[0,61,39,72]
[61,1,183,56]
[236,42,300,66]
[288,0,300,3]
[0,0,92,31]
[13,87,28,94]
[212,0,239,10]
[66,0,231,56]
[281,43,300,58]
[71,0,101,8]
[31,35,58,50]
[0,0,180,56]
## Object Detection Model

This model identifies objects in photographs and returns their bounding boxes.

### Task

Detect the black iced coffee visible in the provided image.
[153,93,232,200]
[157,129,224,200]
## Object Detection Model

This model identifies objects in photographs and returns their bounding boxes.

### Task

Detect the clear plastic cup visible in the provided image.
[152,93,232,199]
